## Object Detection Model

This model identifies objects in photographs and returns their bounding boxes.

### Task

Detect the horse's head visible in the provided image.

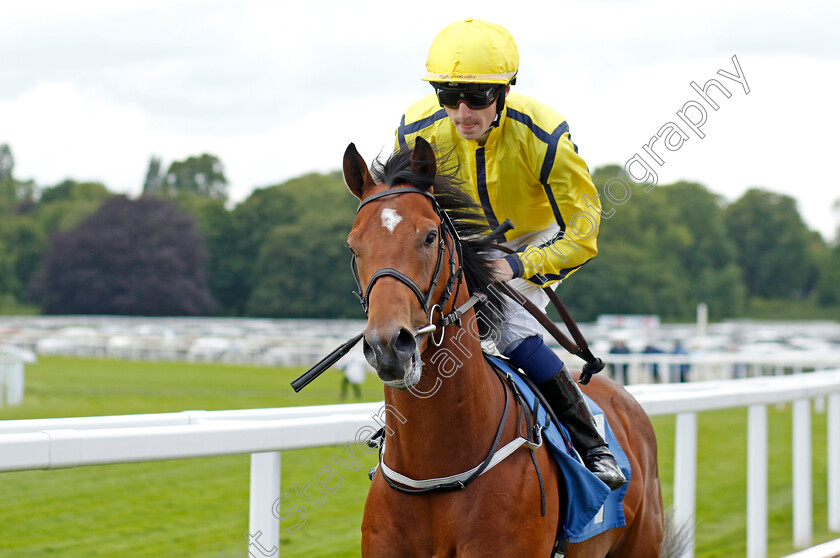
[343,138,457,390]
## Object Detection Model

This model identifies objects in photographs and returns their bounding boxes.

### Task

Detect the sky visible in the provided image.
[2,0,839,240]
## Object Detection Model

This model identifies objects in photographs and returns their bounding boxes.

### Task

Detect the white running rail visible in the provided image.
[782,537,840,558]
[1,371,839,557]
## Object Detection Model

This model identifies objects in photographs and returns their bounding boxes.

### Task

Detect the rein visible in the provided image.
[488,243,605,384]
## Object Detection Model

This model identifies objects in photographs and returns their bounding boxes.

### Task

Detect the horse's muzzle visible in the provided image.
[363,326,421,389]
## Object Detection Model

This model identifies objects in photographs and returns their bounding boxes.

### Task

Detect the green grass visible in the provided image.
[652,406,836,558]
[0,357,382,558]
[1,357,837,557]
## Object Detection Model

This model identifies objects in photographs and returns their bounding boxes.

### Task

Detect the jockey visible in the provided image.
[396,18,626,490]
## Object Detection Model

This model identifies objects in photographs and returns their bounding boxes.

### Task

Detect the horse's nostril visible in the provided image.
[362,337,376,363]
[393,328,417,357]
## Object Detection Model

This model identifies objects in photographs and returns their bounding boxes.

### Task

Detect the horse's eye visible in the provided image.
[424,231,437,246]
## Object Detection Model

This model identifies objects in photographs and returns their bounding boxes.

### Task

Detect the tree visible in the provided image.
[0,238,19,299]
[242,171,360,318]
[164,154,228,200]
[816,243,840,305]
[246,218,363,319]
[142,155,164,196]
[30,196,217,316]
[834,199,840,244]
[724,189,817,299]
[0,179,36,215]
[218,171,358,316]
[661,181,746,317]
[561,167,746,321]
[0,216,46,302]
[561,240,694,321]
[0,144,13,182]
[217,184,299,314]
[34,180,113,235]
[171,194,238,314]
[0,144,36,215]
[39,179,111,204]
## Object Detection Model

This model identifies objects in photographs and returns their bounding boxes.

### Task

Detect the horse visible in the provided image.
[342,137,667,557]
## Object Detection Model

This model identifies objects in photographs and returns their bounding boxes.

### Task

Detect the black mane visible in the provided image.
[370,146,507,335]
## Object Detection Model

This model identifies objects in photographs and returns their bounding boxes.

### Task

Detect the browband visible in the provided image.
[356,187,436,213]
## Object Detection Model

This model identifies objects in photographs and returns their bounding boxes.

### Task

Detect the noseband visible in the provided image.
[350,186,478,345]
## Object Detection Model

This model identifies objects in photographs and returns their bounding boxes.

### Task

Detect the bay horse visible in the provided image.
[343,137,667,557]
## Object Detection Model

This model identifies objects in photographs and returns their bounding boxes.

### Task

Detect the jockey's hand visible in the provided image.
[490,258,515,282]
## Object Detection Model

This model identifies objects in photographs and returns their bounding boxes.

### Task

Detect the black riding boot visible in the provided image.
[538,365,627,490]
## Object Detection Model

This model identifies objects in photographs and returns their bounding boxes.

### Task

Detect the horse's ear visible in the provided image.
[343,143,375,200]
[410,137,436,186]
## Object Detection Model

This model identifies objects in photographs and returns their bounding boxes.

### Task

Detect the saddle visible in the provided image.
[485,353,631,543]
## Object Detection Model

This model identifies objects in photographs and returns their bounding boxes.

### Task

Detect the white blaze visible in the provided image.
[380,208,403,233]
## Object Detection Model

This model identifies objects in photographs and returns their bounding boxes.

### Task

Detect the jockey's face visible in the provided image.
[444,99,499,142]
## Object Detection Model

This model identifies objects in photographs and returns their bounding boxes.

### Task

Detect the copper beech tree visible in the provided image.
[30,196,217,316]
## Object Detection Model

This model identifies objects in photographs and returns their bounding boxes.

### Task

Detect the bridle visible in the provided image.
[353,189,548,504]
[290,184,485,393]
[350,186,483,345]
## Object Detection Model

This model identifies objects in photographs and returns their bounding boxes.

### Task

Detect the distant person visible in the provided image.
[608,339,631,384]
[728,343,748,379]
[672,340,690,383]
[642,343,666,383]
[340,351,366,400]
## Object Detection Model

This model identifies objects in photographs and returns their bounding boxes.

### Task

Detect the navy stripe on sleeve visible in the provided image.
[506,108,555,143]
[506,108,570,228]
[475,147,501,233]
[543,261,588,282]
[397,109,448,149]
[506,108,592,282]
[538,122,570,227]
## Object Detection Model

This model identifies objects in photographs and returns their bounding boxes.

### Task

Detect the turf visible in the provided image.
[0,357,836,557]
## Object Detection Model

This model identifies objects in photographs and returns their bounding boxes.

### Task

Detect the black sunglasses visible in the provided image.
[433,84,501,110]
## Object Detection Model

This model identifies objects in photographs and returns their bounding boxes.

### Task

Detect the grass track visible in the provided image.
[0,357,836,557]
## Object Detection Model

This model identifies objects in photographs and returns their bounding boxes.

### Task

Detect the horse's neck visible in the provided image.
[382,315,506,476]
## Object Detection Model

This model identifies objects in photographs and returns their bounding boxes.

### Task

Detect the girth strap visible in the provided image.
[378,434,539,490]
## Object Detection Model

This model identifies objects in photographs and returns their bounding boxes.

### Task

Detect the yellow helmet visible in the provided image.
[423,19,519,85]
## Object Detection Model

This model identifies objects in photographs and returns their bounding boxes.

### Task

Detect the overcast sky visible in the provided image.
[2,0,838,240]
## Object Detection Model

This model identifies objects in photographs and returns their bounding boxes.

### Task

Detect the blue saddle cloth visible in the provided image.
[485,354,630,542]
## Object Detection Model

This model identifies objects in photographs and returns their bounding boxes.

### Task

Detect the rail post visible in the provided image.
[828,393,840,532]
[249,451,281,555]
[793,398,813,548]
[674,411,697,558]
[747,404,768,558]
